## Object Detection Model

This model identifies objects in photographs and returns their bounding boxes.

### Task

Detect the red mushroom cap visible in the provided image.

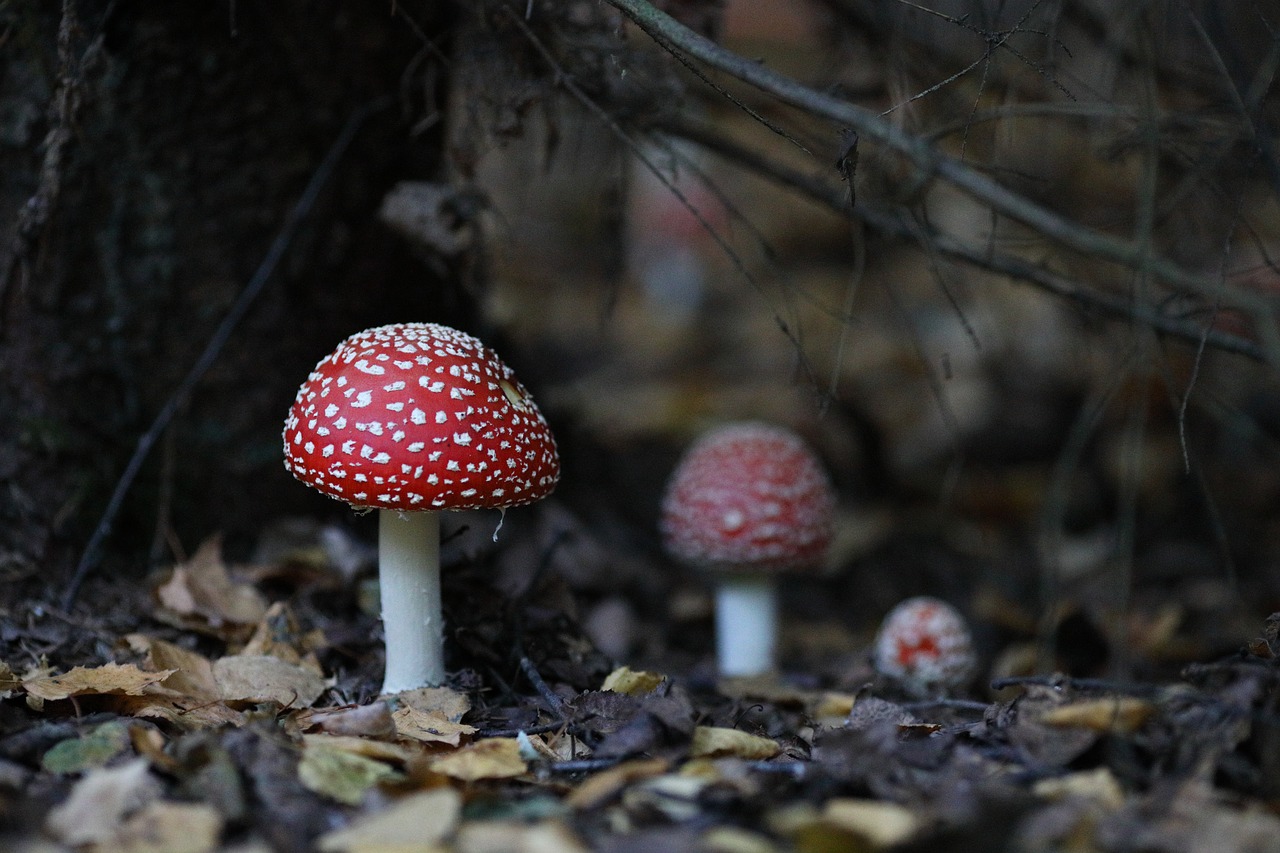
[872,596,975,693]
[283,323,559,511]
[659,422,835,573]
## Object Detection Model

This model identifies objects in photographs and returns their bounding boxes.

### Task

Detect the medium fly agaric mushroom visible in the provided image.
[872,596,975,696]
[283,322,559,694]
[660,422,836,677]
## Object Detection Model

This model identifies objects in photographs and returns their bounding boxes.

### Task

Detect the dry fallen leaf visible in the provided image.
[690,726,781,760]
[155,536,268,630]
[24,663,175,702]
[1033,767,1125,808]
[212,654,325,707]
[316,787,461,852]
[454,819,590,853]
[298,702,397,738]
[601,667,666,696]
[124,634,220,701]
[393,706,477,746]
[429,738,527,781]
[393,685,471,721]
[821,798,919,847]
[44,758,160,847]
[1039,697,1154,734]
[298,740,402,806]
[112,800,223,853]
[565,757,670,810]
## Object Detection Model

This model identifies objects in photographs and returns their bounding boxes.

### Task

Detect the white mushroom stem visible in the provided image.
[714,573,778,677]
[378,509,445,693]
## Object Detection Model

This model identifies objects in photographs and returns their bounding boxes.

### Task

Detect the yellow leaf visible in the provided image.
[316,787,461,852]
[392,685,471,721]
[821,798,918,848]
[393,706,477,746]
[1039,697,1153,733]
[690,726,780,760]
[601,667,666,696]
[565,758,670,810]
[24,663,175,701]
[429,738,527,781]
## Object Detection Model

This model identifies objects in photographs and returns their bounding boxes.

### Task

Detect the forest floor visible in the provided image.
[2,499,1280,853]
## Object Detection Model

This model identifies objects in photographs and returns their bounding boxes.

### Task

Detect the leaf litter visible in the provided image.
[3,535,1280,852]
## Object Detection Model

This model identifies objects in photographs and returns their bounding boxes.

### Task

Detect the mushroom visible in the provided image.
[660,422,836,677]
[283,323,560,694]
[872,596,975,697]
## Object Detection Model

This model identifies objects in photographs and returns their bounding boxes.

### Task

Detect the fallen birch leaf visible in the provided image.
[821,798,919,847]
[41,721,132,774]
[302,734,417,765]
[455,819,589,853]
[213,654,325,707]
[429,738,527,781]
[393,706,477,746]
[299,741,401,806]
[24,663,175,702]
[1033,767,1125,808]
[601,667,666,696]
[44,758,160,846]
[565,757,670,810]
[124,634,220,700]
[316,787,461,852]
[1039,697,1154,733]
[393,685,471,721]
[155,536,267,629]
[690,726,781,760]
[112,800,223,853]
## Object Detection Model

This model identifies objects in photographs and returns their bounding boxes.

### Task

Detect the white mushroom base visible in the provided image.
[715,574,778,677]
[378,510,445,693]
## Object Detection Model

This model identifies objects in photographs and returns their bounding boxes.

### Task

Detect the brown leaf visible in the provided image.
[24,662,175,701]
[212,655,325,707]
[1040,697,1154,734]
[44,758,160,846]
[124,634,220,701]
[428,738,527,781]
[565,757,670,810]
[690,726,781,760]
[316,787,461,852]
[155,536,268,630]
[393,706,478,746]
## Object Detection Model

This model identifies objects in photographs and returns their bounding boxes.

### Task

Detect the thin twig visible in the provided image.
[661,114,1267,361]
[601,0,1271,334]
[62,96,393,609]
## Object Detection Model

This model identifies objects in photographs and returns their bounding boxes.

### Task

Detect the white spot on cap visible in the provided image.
[351,390,373,408]
[410,409,427,425]
[356,360,385,375]
[407,442,425,452]
[324,404,339,417]
[453,432,472,446]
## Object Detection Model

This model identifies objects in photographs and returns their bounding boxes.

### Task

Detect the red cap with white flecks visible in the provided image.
[659,422,835,573]
[283,323,560,511]
[872,596,976,693]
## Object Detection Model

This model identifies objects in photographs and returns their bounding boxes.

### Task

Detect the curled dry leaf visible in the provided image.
[1039,697,1155,734]
[316,787,461,852]
[565,758,671,810]
[601,666,667,696]
[298,740,402,806]
[428,738,527,782]
[298,702,397,738]
[124,634,220,701]
[393,706,478,746]
[154,537,268,632]
[690,726,781,760]
[393,685,471,721]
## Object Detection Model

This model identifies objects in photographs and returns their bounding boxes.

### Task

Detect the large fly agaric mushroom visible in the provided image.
[660,422,836,677]
[283,323,559,694]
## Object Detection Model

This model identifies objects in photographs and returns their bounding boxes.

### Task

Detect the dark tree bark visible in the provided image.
[0,1,463,596]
